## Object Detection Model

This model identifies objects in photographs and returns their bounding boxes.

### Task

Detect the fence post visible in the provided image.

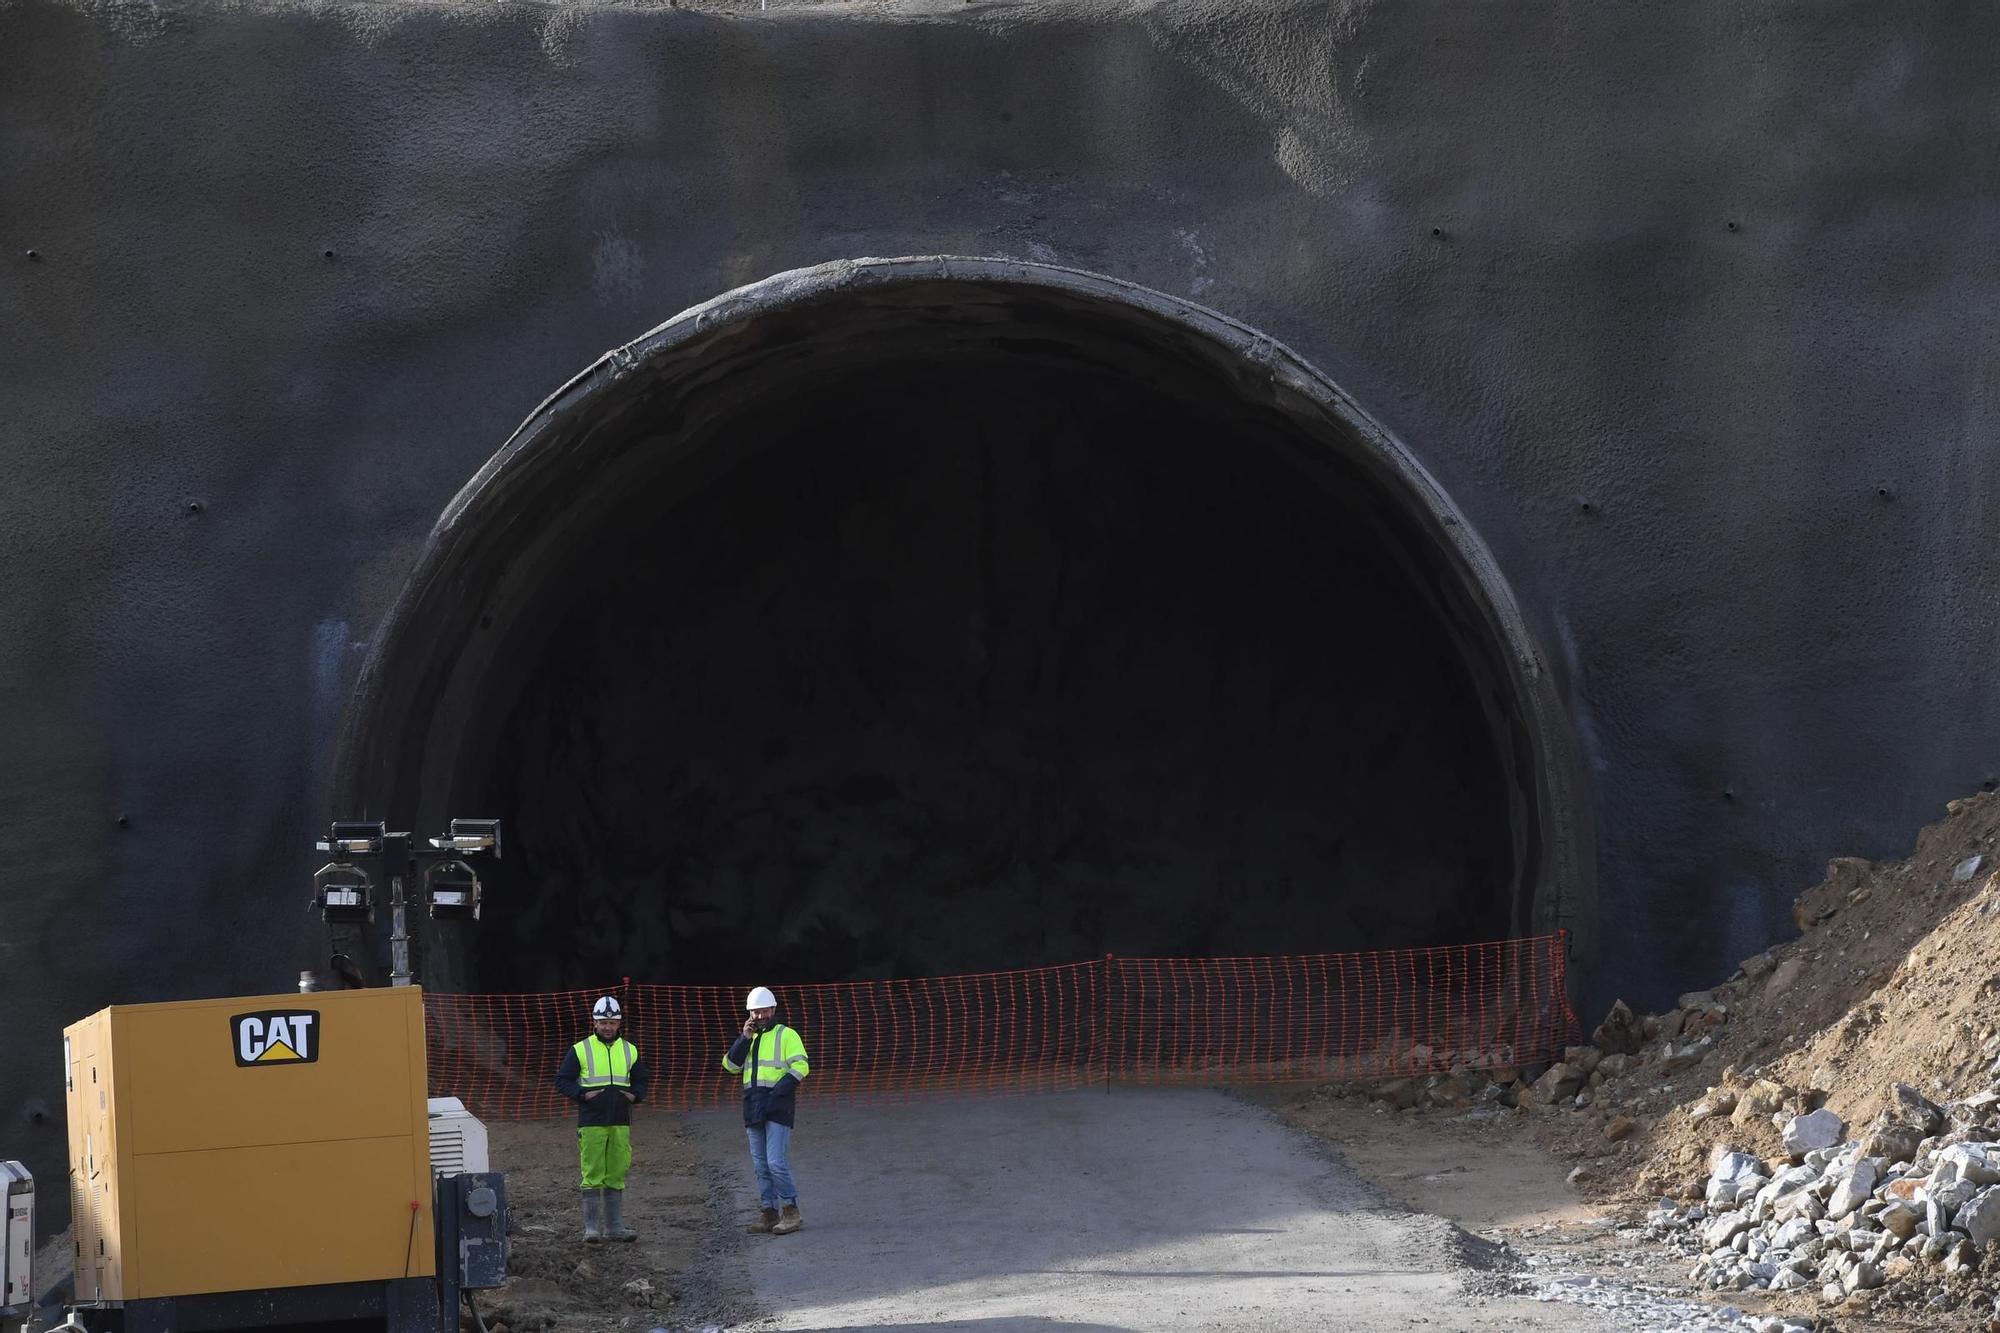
[1103,953,1115,1094]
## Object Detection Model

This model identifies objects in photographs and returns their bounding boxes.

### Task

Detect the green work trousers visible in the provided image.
[578,1124,633,1190]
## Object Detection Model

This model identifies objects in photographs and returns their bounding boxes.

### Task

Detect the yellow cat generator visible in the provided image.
[60,985,506,1333]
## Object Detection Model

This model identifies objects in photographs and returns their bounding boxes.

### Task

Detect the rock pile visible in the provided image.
[1645,1080,2000,1320]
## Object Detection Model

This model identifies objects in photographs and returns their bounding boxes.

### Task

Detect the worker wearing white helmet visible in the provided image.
[554,994,650,1243]
[722,984,811,1234]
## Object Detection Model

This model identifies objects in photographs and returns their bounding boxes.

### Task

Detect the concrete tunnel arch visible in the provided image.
[329,256,1595,997]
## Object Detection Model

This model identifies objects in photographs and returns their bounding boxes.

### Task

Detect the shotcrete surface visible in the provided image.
[5,0,2000,1232]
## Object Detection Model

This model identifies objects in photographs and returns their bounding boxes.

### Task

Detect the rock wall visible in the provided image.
[3,0,1998,1225]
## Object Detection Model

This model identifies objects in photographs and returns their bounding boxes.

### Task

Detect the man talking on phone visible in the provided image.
[722,985,810,1235]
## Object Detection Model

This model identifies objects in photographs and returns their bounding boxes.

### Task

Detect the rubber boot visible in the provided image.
[746,1207,780,1234]
[772,1203,803,1235]
[581,1188,604,1243]
[603,1187,638,1242]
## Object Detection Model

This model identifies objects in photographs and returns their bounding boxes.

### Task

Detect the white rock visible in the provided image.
[1754,1164,1819,1215]
[1776,1191,1826,1224]
[1770,1266,1813,1291]
[1955,854,1984,882]
[1828,1159,1879,1219]
[1842,1259,1883,1292]
[1703,1211,1756,1249]
[1928,1176,1978,1235]
[1935,1143,2000,1187]
[1958,1185,2000,1247]
[1770,1216,1815,1250]
[1707,1150,1768,1207]
[1879,1200,1922,1238]
[1783,1107,1845,1155]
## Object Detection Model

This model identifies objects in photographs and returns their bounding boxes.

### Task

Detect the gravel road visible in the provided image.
[689,1088,1630,1332]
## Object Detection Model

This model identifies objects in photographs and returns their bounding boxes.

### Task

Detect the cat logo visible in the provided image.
[230,1010,321,1067]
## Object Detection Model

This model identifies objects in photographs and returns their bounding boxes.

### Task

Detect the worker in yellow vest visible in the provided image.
[721,986,810,1235]
[554,995,651,1242]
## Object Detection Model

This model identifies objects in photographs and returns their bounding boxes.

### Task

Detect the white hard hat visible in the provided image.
[592,995,623,1019]
[745,986,777,1012]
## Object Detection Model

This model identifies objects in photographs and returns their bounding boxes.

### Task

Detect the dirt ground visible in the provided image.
[477,1117,730,1333]
[486,1089,1754,1333]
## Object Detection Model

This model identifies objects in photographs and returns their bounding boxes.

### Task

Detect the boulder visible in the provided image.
[1372,1078,1421,1109]
[1527,1062,1586,1105]
[1754,1165,1820,1218]
[1708,1150,1769,1207]
[1656,1039,1709,1073]
[1859,1112,1923,1165]
[1564,1044,1603,1073]
[1704,1211,1756,1249]
[1878,1200,1922,1239]
[1891,1083,1947,1137]
[1842,1260,1884,1293]
[1935,1144,2000,1188]
[1691,1088,1739,1125]
[1928,1178,1977,1236]
[1948,1091,2000,1129]
[1733,1079,1789,1127]
[1957,1186,2000,1248]
[1423,1071,1476,1108]
[1827,1159,1879,1220]
[1592,1000,1643,1056]
[1783,1108,1845,1156]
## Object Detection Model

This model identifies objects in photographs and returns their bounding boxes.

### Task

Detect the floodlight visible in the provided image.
[316,819,387,859]
[430,818,501,858]
[425,860,482,920]
[312,861,375,923]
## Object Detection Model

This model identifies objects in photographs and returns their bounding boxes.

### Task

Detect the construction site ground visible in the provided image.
[483,791,2000,1333]
[483,1093,1737,1333]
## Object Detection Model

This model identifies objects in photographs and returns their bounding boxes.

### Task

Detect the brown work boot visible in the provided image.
[746,1207,780,1234]
[771,1204,803,1235]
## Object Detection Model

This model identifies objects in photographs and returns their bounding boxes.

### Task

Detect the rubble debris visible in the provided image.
[1344,789,2000,1328]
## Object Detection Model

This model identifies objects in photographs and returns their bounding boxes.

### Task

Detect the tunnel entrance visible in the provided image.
[332,259,1592,993]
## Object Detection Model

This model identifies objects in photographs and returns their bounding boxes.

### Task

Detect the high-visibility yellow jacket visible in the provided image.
[722,1023,810,1127]
[556,1034,648,1127]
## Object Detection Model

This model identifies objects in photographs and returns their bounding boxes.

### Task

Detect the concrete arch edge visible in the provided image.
[329,255,1598,999]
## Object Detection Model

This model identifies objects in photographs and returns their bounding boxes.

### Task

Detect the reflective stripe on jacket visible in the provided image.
[721,1024,810,1088]
[574,1035,639,1088]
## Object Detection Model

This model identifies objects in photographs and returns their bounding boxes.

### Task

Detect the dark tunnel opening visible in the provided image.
[331,260,1591,996]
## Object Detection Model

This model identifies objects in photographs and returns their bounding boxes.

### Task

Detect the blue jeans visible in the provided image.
[746,1122,798,1209]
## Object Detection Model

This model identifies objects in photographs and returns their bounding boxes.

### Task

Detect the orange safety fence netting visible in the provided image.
[424,933,1581,1120]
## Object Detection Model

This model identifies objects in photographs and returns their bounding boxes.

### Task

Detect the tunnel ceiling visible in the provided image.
[332,258,1592,990]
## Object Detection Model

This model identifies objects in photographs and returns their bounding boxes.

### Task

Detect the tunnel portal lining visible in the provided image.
[329,256,1595,987]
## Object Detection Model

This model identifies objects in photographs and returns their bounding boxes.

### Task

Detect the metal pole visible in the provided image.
[387,829,414,986]
[389,872,412,987]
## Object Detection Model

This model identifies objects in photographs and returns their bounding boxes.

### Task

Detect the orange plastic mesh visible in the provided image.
[423,933,1580,1119]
